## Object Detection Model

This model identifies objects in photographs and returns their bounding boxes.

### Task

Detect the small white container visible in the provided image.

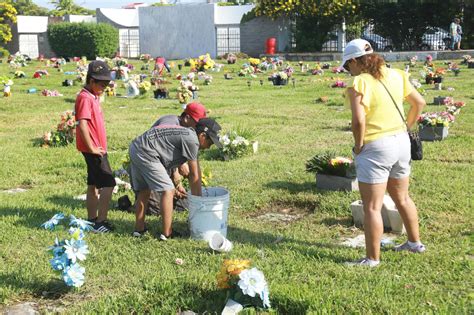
[209,233,233,253]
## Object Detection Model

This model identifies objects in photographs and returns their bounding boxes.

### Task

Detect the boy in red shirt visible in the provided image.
[75,60,115,233]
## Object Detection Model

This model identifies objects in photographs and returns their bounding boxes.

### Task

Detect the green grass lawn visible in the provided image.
[0,57,472,314]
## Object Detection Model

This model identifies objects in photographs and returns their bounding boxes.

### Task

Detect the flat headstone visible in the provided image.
[4,302,38,315]
[256,213,302,223]
[341,234,397,248]
[73,194,87,201]
[1,188,28,194]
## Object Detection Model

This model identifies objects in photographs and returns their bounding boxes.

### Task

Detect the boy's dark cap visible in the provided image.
[88,60,111,81]
[195,118,222,148]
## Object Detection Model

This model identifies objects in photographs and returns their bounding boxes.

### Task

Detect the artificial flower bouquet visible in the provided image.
[227,53,237,64]
[461,55,471,64]
[1,76,13,97]
[42,214,93,288]
[407,55,418,67]
[268,72,288,86]
[423,67,444,84]
[42,111,76,147]
[138,80,152,95]
[14,70,25,78]
[331,80,347,88]
[219,130,254,160]
[33,69,49,79]
[418,111,455,128]
[445,101,465,115]
[217,259,271,313]
[176,80,196,104]
[306,152,356,178]
[9,53,28,67]
[248,58,261,67]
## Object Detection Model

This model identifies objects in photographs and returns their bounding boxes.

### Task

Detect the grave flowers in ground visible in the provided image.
[218,128,259,161]
[217,259,271,314]
[306,151,358,191]
[42,214,92,288]
[417,111,455,141]
[41,111,76,147]
[1,76,13,97]
[177,80,197,104]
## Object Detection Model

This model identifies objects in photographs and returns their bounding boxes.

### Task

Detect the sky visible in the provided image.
[33,0,202,10]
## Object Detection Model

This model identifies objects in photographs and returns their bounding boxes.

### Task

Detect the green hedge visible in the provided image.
[48,22,118,59]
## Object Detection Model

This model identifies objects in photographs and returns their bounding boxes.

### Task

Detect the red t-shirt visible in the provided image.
[75,88,108,153]
[155,57,165,65]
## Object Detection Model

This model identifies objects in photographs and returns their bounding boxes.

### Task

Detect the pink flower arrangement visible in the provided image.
[42,111,76,147]
[331,80,347,88]
[42,89,63,97]
[332,67,344,73]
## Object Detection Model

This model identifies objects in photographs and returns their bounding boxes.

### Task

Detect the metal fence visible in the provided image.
[216,26,241,56]
[321,22,453,52]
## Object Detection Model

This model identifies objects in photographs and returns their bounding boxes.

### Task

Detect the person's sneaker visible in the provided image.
[345,257,380,267]
[93,221,112,233]
[132,228,148,238]
[159,230,182,241]
[393,241,426,253]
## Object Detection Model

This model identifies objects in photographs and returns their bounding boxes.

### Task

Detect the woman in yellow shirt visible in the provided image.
[344,39,426,267]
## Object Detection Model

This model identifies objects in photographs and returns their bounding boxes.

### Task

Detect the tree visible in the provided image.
[49,0,95,16]
[11,0,49,16]
[255,0,360,52]
[0,1,17,44]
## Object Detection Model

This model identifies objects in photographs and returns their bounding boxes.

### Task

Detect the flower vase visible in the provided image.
[433,77,443,84]
[221,299,243,315]
[154,89,168,99]
[252,141,258,154]
[434,83,442,90]
[468,62,474,69]
[425,77,434,84]
[315,174,359,191]
[419,126,448,141]
[433,96,449,105]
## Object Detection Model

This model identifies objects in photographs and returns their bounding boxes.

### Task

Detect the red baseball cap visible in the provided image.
[184,102,207,122]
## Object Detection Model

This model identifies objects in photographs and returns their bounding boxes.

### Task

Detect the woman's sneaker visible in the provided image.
[345,257,380,267]
[132,228,148,238]
[394,241,426,253]
[159,231,182,241]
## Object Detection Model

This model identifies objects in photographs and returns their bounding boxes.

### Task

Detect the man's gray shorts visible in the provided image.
[129,144,174,192]
[354,132,411,184]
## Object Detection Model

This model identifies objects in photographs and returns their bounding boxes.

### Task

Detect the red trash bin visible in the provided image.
[266,37,276,55]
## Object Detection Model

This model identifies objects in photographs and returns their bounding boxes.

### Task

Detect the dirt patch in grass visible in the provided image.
[248,200,315,224]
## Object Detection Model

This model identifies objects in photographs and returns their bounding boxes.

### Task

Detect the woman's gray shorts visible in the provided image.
[354,132,411,184]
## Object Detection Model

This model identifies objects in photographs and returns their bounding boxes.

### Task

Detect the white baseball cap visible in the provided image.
[341,39,374,68]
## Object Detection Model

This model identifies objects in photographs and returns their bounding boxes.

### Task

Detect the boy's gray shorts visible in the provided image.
[354,132,411,184]
[129,144,174,192]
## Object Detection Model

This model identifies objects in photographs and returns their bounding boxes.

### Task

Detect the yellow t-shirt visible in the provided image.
[345,67,414,143]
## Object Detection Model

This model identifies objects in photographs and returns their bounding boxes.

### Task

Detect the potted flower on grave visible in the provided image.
[417,111,454,141]
[1,77,13,97]
[461,54,471,65]
[406,55,418,67]
[269,71,288,86]
[306,151,358,191]
[226,53,237,64]
[139,54,152,70]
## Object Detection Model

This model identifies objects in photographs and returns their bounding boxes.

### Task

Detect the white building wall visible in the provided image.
[139,4,217,59]
[214,4,253,25]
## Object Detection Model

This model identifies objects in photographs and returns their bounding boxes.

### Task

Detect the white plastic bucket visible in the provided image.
[188,187,230,241]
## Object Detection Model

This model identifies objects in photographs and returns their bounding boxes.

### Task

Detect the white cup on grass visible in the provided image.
[209,233,233,252]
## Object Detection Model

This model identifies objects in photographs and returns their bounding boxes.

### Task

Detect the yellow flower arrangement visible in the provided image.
[217,259,251,289]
